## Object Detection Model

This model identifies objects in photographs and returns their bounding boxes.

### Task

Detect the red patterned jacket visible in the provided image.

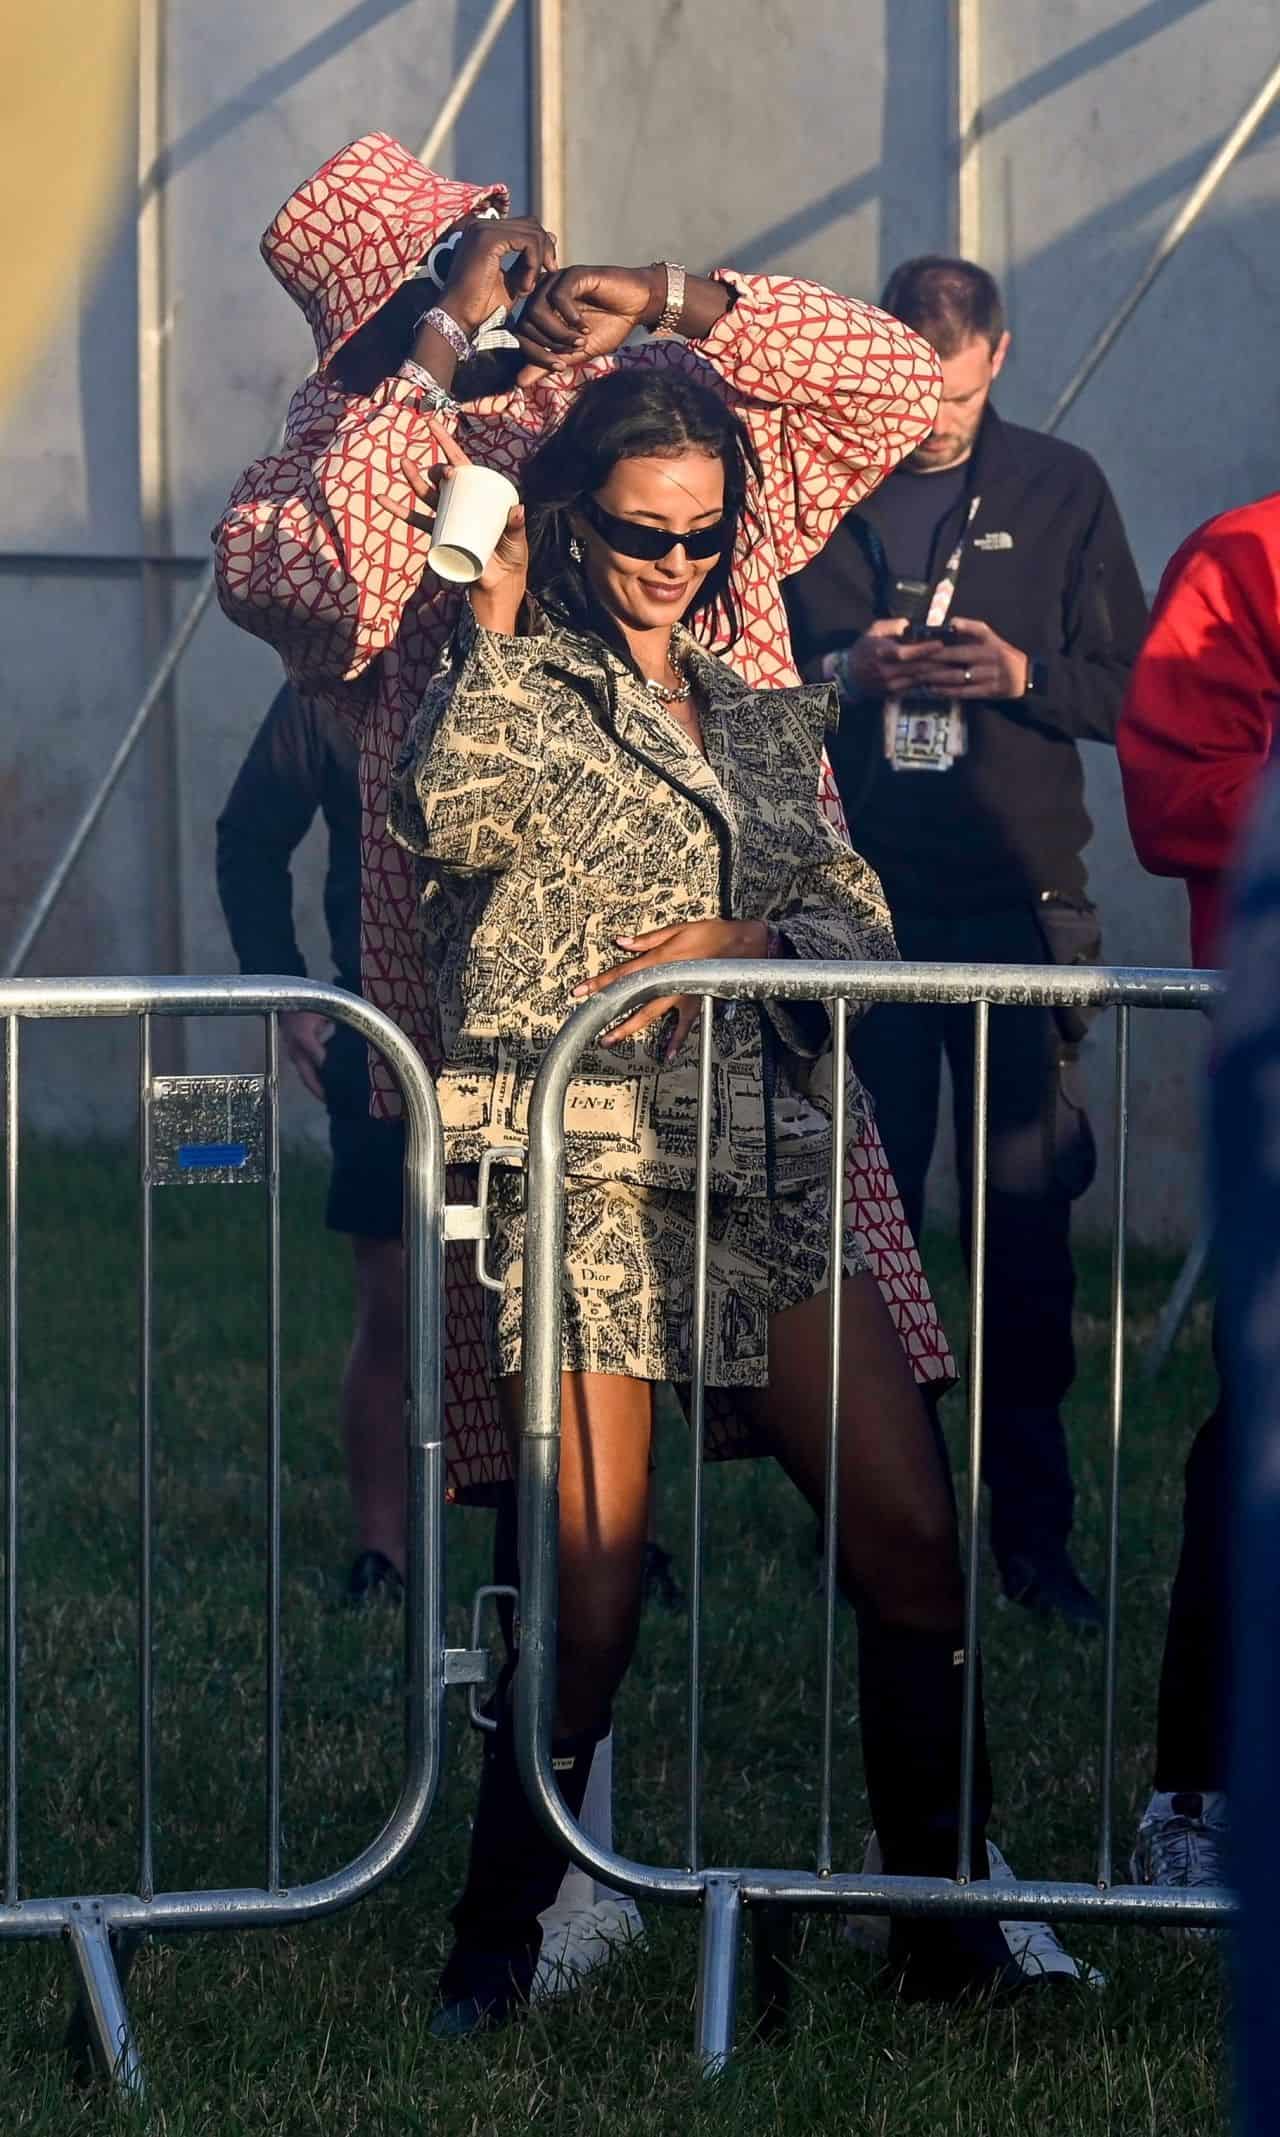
[212,137,952,1483]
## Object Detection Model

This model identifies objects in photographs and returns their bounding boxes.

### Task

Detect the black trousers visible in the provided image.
[1154,1359,1229,1791]
[854,901,1087,1572]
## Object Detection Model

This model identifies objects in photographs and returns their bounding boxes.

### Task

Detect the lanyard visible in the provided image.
[924,494,982,628]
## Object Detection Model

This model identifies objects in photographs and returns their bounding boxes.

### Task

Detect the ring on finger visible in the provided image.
[963,666,974,685]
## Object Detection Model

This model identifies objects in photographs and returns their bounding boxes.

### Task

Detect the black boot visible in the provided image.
[433,1706,602,2038]
[856,1616,1024,2003]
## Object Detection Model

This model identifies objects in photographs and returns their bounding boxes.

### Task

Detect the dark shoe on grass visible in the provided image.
[884,1917,1032,2004]
[1001,1549,1102,1631]
[431,1944,536,2039]
[345,1549,404,1607]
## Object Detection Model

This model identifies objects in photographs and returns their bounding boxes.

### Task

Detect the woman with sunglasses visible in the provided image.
[392,369,1049,2034]
[213,134,963,2004]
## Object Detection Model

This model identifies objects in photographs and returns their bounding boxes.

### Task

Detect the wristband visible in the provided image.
[413,305,473,362]
[397,360,457,413]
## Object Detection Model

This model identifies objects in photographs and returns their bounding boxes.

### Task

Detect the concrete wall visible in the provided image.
[2,0,1277,1233]
[0,0,530,1143]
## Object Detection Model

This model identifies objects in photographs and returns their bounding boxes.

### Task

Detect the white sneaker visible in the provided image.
[1130,1790,1229,1938]
[842,1835,1104,1986]
[984,1842,1105,1986]
[531,1895,645,2003]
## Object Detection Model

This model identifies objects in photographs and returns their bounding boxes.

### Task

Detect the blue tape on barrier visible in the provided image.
[177,1142,249,1172]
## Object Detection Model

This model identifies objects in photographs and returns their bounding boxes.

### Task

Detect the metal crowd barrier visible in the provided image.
[0,975,490,2102]
[514,959,1232,2072]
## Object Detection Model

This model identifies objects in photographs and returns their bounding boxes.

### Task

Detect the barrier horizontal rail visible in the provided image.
[0,975,459,2101]
[516,958,1229,2073]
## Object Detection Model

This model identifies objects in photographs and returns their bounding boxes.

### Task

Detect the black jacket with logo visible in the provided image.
[783,408,1148,912]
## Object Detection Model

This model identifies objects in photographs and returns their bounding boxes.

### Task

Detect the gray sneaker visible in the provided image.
[1130,1790,1230,1937]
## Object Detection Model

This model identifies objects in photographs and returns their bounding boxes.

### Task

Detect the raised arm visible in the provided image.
[213,218,556,694]
[503,264,942,579]
[635,272,942,577]
[213,383,437,690]
[388,440,544,873]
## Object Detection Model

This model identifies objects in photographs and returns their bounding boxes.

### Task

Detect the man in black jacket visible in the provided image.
[216,685,407,1604]
[785,256,1147,1627]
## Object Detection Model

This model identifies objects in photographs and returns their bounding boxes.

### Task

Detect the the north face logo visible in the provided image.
[973,531,1013,551]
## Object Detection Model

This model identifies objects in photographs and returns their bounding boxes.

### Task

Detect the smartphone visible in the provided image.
[901,621,960,645]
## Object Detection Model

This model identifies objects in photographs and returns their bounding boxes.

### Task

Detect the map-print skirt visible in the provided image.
[485,1172,867,1387]
[442,1115,957,1494]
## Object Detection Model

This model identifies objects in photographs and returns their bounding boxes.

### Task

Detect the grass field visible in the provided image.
[0,1142,1226,2134]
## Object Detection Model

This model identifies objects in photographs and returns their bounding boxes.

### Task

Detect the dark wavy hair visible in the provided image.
[519,368,764,652]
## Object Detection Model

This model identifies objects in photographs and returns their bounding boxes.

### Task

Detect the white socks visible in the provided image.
[542,1728,614,1920]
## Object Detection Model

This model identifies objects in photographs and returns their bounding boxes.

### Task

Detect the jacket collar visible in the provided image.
[965,403,1015,487]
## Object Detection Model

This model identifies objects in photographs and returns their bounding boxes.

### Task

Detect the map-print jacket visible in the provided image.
[390,611,898,1196]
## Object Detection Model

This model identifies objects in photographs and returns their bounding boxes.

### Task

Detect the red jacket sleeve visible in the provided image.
[1118,516,1280,934]
[628,272,942,578]
[493,272,943,579]
[213,375,480,690]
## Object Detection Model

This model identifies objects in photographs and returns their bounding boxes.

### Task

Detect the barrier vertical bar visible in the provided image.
[4,1016,17,1904]
[694,1873,742,2075]
[137,1017,155,1901]
[1097,1007,1130,1889]
[264,1014,283,1892]
[686,999,715,1874]
[67,1918,145,2096]
[816,997,848,1877]
[957,997,991,1883]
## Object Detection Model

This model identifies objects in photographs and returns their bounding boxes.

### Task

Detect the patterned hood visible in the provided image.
[259,132,509,369]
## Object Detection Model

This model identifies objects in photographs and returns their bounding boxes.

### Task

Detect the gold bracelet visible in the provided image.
[653,261,687,336]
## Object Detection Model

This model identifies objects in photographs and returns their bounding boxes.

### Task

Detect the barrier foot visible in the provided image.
[64,1919,146,2099]
[694,1875,741,2075]
[749,1902,793,2040]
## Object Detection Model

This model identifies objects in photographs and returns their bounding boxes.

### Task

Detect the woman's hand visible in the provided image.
[572,919,769,1062]
[402,419,528,631]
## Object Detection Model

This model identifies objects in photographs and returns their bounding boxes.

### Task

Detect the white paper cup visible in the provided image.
[427,466,520,584]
